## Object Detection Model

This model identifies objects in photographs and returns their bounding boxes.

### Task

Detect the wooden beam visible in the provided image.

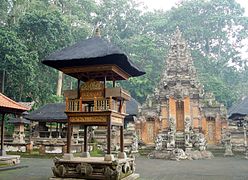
[61,64,130,80]
[66,122,72,153]
[107,123,111,154]
[120,126,124,152]
[77,79,80,98]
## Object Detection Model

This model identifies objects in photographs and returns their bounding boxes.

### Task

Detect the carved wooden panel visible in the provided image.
[206,120,216,145]
[147,122,154,144]
[176,100,185,131]
[69,116,107,123]
[80,80,104,100]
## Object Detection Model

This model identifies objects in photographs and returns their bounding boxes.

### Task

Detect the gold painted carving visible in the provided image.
[70,116,107,123]
[81,91,103,99]
[80,80,104,91]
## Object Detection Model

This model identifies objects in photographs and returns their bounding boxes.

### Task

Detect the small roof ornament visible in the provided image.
[95,27,101,37]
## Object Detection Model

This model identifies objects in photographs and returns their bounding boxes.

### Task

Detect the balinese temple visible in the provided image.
[136,28,227,152]
[43,29,144,179]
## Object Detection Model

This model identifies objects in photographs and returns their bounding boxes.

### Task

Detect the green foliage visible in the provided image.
[0,28,38,101]
[1,0,248,108]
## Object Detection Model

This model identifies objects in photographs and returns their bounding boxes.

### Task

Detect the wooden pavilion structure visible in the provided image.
[0,93,29,156]
[43,30,144,179]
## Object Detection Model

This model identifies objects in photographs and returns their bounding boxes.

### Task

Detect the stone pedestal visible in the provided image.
[0,149,6,156]
[104,154,115,161]
[81,151,90,158]
[118,152,127,159]
[51,156,137,179]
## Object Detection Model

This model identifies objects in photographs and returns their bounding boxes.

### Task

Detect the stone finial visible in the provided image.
[95,27,101,37]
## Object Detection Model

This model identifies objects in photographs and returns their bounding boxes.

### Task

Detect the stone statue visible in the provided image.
[222,130,233,156]
[167,131,175,149]
[131,133,139,152]
[170,148,188,161]
[169,117,176,133]
[184,117,191,133]
[198,133,207,151]
[184,133,192,148]
[155,134,163,151]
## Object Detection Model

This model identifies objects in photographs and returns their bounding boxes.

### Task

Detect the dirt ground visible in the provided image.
[0,156,248,180]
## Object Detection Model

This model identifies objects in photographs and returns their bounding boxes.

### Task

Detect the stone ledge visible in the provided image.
[50,173,140,180]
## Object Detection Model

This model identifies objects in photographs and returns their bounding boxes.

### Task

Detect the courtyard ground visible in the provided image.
[0,156,247,180]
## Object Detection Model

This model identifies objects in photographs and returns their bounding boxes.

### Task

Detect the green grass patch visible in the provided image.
[7,151,62,159]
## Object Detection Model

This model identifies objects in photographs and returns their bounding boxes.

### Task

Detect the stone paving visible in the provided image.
[0,156,247,180]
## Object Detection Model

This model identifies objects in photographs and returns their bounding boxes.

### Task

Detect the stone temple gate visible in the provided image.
[136,28,227,152]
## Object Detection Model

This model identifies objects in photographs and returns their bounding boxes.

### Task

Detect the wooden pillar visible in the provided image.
[67,122,72,153]
[113,80,116,87]
[107,123,111,154]
[77,79,80,98]
[1,113,5,155]
[120,126,124,152]
[56,123,58,138]
[104,76,106,98]
[84,126,88,152]
[49,123,52,138]
[58,123,62,138]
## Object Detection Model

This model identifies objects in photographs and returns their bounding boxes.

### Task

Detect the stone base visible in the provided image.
[51,156,136,179]
[149,149,214,160]
[104,154,115,161]
[118,152,127,159]
[0,155,20,165]
[81,152,90,158]
[50,174,140,180]
[0,149,6,156]
[62,153,74,160]
[122,173,140,180]
[224,150,234,157]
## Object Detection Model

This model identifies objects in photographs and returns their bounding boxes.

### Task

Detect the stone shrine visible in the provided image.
[136,28,227,160]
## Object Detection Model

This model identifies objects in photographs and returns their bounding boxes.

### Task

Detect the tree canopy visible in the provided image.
[0,0,248,108]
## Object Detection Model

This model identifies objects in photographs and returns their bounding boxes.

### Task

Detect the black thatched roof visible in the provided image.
[8,117,30,124]
[42,37,145,78]
[25,103,67,122]
[228,97,248,119]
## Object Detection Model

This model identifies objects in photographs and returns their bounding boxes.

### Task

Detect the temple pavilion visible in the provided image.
[43,29,144,179]
[0,92,29,165]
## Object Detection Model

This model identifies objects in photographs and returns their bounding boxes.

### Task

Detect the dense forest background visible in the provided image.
[1,0,248,108]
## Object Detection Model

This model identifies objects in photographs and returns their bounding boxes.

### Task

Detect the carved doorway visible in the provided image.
[176,100,184,131]
[206,117,216,144]
[146,121,154,144]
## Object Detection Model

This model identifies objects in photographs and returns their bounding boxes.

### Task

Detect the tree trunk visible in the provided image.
[1,70,5,93]
[56,71,63,96]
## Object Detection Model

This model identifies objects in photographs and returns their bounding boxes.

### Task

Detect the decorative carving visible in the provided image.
[52,164,66,177]
[122,162,130,174]
[155,134,163,151]
[81,80,104,91]
[76,163,93,176]
[169,117,176,133]
[222,130,233,156]
[69,116,107,123]
[184,117,191,133]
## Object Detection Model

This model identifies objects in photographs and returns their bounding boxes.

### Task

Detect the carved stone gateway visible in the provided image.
[137,28,227,160]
